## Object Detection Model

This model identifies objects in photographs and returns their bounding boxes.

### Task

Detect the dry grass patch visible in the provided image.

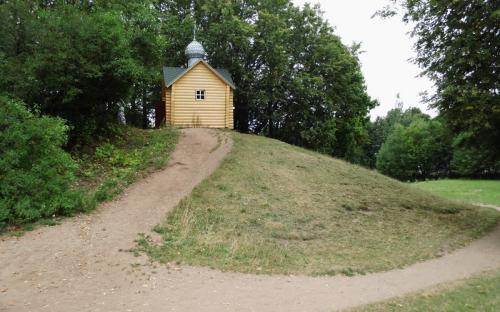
[139,133,500,276]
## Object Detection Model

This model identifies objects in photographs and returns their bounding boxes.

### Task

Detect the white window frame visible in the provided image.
[195,89,206,100]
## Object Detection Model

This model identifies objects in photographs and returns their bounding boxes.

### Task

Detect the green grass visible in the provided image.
[413,180,500,206]
[351,271,500,311]
[138,133,500,276]
[75,126,178,209]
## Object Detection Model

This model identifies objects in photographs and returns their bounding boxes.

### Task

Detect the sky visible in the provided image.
[292,0,437,119]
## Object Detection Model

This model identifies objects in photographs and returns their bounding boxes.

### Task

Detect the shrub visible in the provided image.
[376,118,452,181]
[0,96,82,229]
[450,132,500,178]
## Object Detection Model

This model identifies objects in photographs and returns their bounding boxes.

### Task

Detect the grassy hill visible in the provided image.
[139,132,500,276]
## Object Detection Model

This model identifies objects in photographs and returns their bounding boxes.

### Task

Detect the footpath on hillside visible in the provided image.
[1,128,499,312]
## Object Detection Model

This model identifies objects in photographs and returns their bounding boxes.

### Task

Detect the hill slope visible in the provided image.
[141,132,499,275]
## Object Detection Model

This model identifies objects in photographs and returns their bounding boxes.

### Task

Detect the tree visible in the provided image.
[0,1,168,143]
[0,1,139,144]
[0,96,82,229]
[189,1,376,161]
[1,0,376,162]
[364,106,429,168]
[376,117,452,181]
[280,4,376,160]
[377,0,500,170]
[450,132,500,178]
[97,0,168,129]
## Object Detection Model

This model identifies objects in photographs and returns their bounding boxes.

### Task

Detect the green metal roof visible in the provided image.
[163,61,235,89]
[163,67,187,87]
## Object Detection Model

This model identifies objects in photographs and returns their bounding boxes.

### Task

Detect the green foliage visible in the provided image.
[2,0,494,182]
[0,96,177,232]
[163,1,376,161]
[0,0,376,161]
[364,106,429,168]
[367,106,498,179]
[450,132,500,178]
[0,0,164,144]
[383,0,500,173]
[0,96,82,229]
[75,126,178,209]
[104,0,168,129]
[376,118,452,181]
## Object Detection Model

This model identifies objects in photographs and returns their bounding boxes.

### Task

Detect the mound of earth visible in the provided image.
[142,132,500,275]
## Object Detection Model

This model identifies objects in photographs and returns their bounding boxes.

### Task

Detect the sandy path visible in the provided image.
[1,128,499,312]
[474,203,500,212]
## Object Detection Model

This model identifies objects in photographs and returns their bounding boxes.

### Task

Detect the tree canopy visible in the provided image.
[376,117,452,181]
[0,96,81,229]
[0,0,376,162]
[3,0,495,179]
[377,0,500,172]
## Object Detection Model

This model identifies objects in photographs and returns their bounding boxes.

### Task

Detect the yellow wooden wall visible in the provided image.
[164,62,233,129]
[226,88,234,128]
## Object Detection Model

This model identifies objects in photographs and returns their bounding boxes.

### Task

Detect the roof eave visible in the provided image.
[164,60,236,89]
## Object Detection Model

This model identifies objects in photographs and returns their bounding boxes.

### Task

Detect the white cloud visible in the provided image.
[292,0,437,119]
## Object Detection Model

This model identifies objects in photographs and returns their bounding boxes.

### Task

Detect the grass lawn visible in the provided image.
[138,132,500,276]
[351,271,500,311]
[413,180,500,207]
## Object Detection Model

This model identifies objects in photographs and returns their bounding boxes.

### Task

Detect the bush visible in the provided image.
[450,132,500,178]
[376,118,452,181]
[0,96,82,229]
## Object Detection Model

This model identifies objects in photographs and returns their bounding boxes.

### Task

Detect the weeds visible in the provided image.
[76,127,178,211]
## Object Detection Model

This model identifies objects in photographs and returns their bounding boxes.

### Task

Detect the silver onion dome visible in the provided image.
[185,40,205,67]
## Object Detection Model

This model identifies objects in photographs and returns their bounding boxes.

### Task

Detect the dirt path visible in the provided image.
[1,128,499,312]
[474,203,500,212]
